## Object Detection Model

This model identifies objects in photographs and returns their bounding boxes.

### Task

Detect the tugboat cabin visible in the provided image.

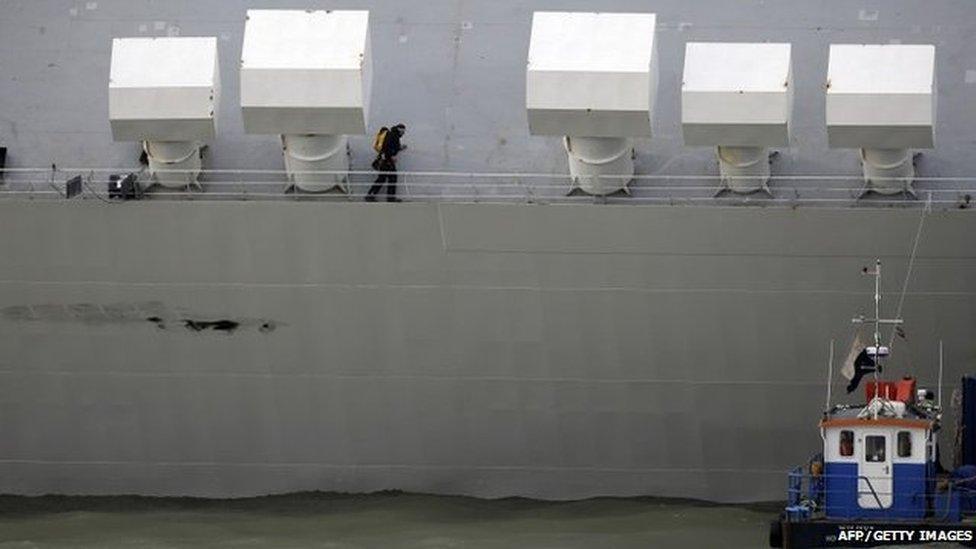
[821,378,935,520]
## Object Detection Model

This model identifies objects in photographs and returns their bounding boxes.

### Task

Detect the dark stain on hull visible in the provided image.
[182,319,240,333]
[0,302,280,335]
[146,317,275,335]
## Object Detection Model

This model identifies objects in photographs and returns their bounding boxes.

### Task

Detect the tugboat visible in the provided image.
[770,260,976,548]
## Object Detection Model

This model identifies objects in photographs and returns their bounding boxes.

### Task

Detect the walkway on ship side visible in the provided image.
[2,168,976,210]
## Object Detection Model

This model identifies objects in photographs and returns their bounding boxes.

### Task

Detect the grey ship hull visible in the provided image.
[2,0,976,503]
[2,201,975,503]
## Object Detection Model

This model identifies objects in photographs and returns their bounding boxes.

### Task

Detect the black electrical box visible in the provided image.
[65,176,83,199]
[108,173,141,200]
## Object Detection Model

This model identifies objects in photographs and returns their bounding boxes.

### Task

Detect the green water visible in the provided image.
[0,493,776,548]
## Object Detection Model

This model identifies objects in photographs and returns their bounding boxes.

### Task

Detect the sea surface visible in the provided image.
[0,493,776,548]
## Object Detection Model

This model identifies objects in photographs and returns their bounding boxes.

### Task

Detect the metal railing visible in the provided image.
[785,468,974,523]
[2,167,976,209]
[858,474,886,510]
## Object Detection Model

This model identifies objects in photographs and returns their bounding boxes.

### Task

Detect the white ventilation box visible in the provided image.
[682,42,792,147]
[527,12,657,138]
[826,44,936,194]
[526,11,657,195]
[826,44,936,149]
[241,9,371,136]
[109,37,220,142]
[109,37,219,188]
[681,42,792,193]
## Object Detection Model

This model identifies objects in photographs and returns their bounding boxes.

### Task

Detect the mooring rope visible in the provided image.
[887,192,933,352]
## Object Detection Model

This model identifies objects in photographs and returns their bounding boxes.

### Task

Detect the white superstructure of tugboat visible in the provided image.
[820,378,937,519]
[770,260,976,548]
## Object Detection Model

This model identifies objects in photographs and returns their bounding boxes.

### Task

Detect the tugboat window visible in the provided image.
[897,431,912,457]
[866,435,886,462]
[839,430,854,457]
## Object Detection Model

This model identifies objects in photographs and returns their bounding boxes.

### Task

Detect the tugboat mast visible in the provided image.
[873,259,882,355]
[852,259,904,410]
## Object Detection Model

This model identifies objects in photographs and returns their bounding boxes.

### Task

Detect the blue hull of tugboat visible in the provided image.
[824,462,928,521]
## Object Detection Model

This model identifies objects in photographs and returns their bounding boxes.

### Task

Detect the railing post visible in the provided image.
[788,466,803,507]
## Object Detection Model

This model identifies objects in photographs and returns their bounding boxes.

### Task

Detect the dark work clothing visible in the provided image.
[846,349,881,394]
[381,129,403,160]
[368,157,398,201]
[368,128,403,201]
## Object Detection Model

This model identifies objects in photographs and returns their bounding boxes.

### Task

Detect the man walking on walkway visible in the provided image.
[366,124,406,202]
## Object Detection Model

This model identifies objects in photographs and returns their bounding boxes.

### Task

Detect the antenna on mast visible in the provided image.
[852,260,903,366]
[939,340,944,409]
[825,339,835,412]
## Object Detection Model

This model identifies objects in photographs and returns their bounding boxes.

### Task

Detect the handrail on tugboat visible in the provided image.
[857,475,885,510]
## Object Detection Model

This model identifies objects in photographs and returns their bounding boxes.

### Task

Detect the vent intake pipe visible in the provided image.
[563,137,635,195]
[281,134,350,193]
